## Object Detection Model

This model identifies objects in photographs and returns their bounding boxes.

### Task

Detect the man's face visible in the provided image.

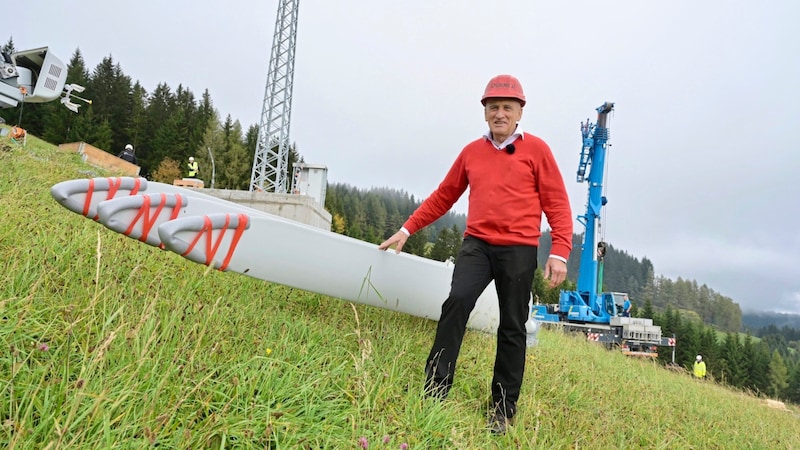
[484,98,523,141]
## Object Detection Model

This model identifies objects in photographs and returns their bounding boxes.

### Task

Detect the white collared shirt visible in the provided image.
[483,125,524,150]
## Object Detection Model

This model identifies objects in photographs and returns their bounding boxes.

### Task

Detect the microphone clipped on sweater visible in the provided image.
[505,144,516,155]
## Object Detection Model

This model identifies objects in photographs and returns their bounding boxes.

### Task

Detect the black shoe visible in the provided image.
[488,412,513,435]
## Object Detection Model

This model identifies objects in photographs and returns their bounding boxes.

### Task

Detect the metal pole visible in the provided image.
[206,147,216,189]
[672,334,676,364]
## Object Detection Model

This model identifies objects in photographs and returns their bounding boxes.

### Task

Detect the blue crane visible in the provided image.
[535,102,616,324]
[533,103,675,357]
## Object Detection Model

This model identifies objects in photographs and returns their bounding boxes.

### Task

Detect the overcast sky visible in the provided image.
[17,0,800,314]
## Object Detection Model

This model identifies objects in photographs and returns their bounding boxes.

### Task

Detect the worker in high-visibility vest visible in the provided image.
[693,355,707,379]
[187,156,199,178]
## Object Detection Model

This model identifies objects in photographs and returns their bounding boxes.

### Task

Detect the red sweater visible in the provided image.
[403,133,573,260]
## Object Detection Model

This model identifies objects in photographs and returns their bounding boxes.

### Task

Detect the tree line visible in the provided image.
[651,305,800,403]
[324,183,465,256]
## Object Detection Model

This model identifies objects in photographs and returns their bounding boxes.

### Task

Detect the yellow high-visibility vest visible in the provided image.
[693,361,706,378]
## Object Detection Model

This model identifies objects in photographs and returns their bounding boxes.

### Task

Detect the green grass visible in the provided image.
[2,131,800,449]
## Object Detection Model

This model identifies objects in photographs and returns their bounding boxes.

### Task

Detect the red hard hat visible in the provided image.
[481,74,526,107]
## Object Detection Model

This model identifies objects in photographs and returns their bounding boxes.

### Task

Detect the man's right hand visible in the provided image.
[378,230,408,254]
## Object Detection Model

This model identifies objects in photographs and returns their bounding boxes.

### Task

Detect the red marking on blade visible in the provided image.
[131,178,142,196]
[219,214,248,271]
[169,194,183,220]
[124,193,168,242]
[83,179,95,218]
[157,194,183,250]
[106,177,141,198]
[94,178,123,220]
[106,177,123,200]
[181,213,248,271]
[84,178,143,221]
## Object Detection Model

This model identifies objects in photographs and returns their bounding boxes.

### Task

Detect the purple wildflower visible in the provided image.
[383,435,391,444]
[358,436,368,449]
[38,343,49,352]
[400,443,408,450]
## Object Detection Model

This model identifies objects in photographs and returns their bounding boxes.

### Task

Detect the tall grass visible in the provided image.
[1,133,799,449]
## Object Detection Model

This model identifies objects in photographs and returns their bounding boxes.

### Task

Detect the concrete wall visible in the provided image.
[58,142,140,177]
[204,188,332,231]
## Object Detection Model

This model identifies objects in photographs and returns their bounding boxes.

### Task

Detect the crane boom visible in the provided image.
[576,102,614,302]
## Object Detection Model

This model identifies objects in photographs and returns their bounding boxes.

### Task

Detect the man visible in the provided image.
[187,156,198,178]
[622,295,632,317]
[693,355,707,379]
[378,74,573,435]
[118,144,137,165]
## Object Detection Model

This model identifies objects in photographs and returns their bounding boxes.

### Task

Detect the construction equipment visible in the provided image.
[0,47,89,111]
[533,103,676,359]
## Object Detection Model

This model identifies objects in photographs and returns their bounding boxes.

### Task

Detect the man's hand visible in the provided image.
[543,257,567,288]
[378,230,408,254]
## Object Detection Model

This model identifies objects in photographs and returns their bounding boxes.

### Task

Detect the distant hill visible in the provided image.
[742,311,800,331]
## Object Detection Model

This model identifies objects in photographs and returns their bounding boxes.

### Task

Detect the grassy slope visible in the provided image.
[1,132,799,449]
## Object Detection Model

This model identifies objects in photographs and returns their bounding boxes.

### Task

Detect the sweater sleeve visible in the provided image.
[402,152,469,235]
[535,142,573,260]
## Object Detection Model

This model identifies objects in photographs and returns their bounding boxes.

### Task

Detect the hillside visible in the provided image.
[2,131,799,448]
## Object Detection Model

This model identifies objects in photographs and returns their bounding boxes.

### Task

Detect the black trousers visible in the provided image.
[425,236,538,417]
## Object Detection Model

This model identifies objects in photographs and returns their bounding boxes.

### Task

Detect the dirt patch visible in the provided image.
[764,399,790,412]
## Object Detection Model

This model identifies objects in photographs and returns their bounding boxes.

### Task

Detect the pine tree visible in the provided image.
[698,326,720,367]
[364,193,387,244]
[87,56,133,150]
[403,227,429,257]
[641,298,655,320]
[429,227,453,262]
[126,82,148,153]
[141,83,176,172]
[200,111,224,188]
[719,332,745,387]
[785,363,800,403]
[768,349,789,399]
[677,321,701,369]
[218,115,249,190]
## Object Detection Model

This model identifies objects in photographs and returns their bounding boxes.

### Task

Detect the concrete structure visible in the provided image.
[173,178,204,188]
[203,188,331,231]
[58,142,140,177]
[291,163,327,206]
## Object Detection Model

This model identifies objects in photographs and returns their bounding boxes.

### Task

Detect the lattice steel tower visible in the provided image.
[249,0,300,193]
